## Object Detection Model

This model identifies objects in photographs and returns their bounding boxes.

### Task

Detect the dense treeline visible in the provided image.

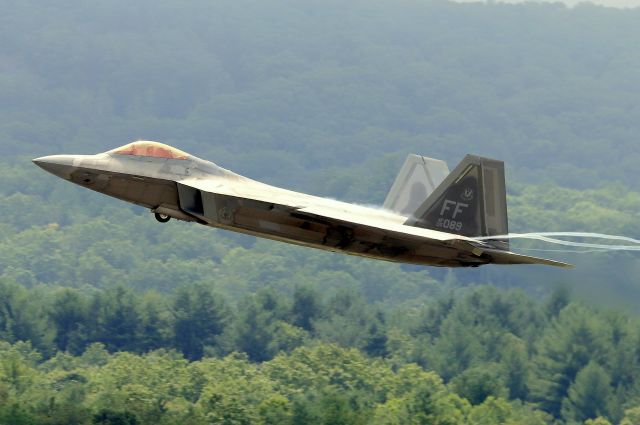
[0,341,555,425]
[2,282,640,424]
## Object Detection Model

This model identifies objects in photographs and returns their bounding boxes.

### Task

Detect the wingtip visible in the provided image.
[517,256,574,269]
[483,248,575,269]
[555,261,574,269]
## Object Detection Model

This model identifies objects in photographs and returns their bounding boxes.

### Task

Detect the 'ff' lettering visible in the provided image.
[440,200,468,219]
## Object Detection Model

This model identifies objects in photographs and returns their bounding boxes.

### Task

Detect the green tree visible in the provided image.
[0,404,35,425]
[172,283,227,360]
[0,280,52,354]
[499,334,529,400]
[363,311,388,358]
[406,377,469,425]
[89,286,142,352]
[561,361,613,424]
[450,364,508,406]
[259,394,293,425]
[317,387,366,425]
[49,288,88,354]
[429,312,484,380]
[620,406,640,425]
[467,396,512,425]
[585,417,613,425]
[314,289,388,356]
[530,304,607,417]
[92,410,139,425]
[291,285,322,332]
[226,294,278,362]
[136,291,171,352]
[545,286,571,318]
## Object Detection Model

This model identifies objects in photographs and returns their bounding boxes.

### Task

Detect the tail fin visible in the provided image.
[383,154,450,216]
[404,155,509,246]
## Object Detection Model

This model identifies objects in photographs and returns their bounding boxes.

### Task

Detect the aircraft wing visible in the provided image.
[179,177,311,209]
[296,204,572,268]
[295,204,467,242]
[178,178,572,268]
[480,248,573,268]
[179,177,466,242]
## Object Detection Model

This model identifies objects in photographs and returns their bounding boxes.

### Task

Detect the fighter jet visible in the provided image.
[33,140,570,268]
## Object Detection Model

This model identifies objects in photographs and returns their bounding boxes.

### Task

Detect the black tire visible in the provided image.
[154,212,171,223]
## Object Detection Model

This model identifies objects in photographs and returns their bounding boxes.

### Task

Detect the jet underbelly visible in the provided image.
[176,183,485,267]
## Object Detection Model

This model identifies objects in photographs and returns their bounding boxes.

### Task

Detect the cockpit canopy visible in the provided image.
[109,141,190,160]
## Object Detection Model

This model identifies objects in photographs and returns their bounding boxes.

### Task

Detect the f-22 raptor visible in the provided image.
[34,141,570,268]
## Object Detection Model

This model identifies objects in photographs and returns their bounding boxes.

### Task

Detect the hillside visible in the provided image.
[2,1,640,424]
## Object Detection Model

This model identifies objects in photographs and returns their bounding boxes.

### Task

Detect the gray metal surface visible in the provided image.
[33,141,570,268]
[404,155,509,249]
[383,154,450,216]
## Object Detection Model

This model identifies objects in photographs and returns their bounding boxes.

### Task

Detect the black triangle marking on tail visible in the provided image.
[404,154,509,249]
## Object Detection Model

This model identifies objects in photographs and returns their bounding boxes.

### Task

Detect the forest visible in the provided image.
[2,0,640,424]
[5,281,640,425]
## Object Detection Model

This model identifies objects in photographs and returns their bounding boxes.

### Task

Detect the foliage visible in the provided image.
[0,341,562,425]
[2,1,640,424]
[0,283,638,423]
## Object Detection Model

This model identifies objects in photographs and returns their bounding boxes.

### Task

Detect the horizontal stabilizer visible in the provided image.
[482,248,573,268]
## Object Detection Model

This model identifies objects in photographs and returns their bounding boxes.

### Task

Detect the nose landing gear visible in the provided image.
[154,212,171,223]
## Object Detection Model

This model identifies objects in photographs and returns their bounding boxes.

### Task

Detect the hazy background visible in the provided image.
[2,0,639,307]
[455,0,640,8]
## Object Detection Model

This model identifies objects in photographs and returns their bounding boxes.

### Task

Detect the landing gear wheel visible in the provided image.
[155,212,171,223]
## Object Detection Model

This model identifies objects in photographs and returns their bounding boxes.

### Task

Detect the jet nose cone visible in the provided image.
[32,155,77,180]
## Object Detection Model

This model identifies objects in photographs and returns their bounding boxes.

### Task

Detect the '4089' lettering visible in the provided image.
[436,218,463,231]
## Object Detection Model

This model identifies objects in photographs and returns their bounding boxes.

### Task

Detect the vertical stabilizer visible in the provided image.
[383,154,450,216]
[404,155,509,247]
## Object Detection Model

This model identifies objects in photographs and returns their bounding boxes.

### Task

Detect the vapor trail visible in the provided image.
[473,232,640,252]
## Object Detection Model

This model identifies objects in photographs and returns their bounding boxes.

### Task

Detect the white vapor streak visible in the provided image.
[473,232,640,252]
[515,248,610,253]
